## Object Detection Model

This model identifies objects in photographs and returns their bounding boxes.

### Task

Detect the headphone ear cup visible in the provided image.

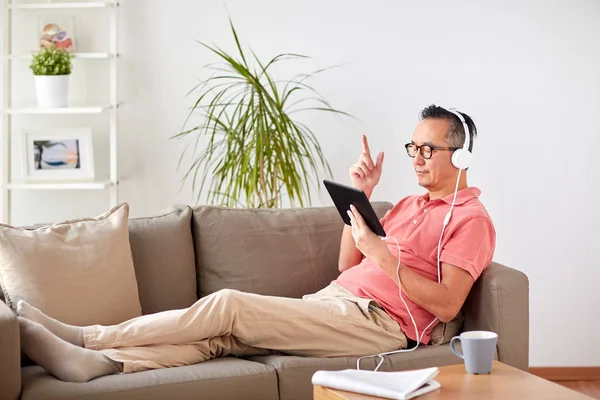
[451,149,472,169]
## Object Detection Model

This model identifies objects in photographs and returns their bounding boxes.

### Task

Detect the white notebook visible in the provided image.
[311,367,441,400]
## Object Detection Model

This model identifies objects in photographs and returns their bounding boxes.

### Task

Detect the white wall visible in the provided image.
[3,0,600,366]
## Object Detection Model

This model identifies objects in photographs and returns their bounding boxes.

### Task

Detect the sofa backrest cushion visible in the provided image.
[191,202,393,299]
[128,205,198,314]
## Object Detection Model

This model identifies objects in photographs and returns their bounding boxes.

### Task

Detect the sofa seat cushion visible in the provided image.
[249,345,463,400]
[21,357,278,400]
[192,202,393,298]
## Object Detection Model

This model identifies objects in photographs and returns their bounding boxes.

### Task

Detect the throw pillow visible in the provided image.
[0,203,142,326]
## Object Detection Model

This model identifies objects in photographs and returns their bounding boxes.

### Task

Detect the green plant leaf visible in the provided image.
[173,17,351,208]
[29,44,73,76]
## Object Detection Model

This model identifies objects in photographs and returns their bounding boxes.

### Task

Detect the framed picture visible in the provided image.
[22,128,95,182]
[39,16,77,52]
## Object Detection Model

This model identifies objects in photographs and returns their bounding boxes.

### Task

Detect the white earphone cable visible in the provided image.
[356,168,463,372]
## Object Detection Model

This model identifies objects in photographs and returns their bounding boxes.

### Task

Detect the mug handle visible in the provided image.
[450,336,464,359]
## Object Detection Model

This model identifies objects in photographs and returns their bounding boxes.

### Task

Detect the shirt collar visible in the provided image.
[419,187,481,206]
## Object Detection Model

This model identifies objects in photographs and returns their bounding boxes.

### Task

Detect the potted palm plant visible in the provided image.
[173,20,350,208]
[29,44,72,108]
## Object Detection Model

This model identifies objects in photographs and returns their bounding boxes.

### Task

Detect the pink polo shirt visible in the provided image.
[335,187,496,344]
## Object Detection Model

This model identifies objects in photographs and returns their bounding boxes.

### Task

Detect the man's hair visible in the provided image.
[419,104,477,152]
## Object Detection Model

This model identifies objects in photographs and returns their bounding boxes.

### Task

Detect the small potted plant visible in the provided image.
[29,44,73,108]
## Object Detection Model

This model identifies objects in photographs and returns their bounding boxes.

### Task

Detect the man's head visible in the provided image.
[406,105,478,194]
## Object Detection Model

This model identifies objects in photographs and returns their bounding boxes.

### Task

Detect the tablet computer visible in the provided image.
[323,179,386,237]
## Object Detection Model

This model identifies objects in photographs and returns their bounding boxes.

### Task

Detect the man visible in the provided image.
[16,104,495,383]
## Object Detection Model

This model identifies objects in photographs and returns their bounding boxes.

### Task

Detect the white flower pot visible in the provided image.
[34,75,70,108]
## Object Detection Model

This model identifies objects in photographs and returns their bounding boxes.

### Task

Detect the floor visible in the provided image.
[557,381,600,399]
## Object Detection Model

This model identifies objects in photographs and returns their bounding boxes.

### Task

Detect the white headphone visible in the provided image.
[447,108,473,170]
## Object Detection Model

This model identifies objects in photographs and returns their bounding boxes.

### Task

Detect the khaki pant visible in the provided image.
[83,283,408,373]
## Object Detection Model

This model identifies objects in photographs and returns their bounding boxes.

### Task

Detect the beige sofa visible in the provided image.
[0,202,529,400]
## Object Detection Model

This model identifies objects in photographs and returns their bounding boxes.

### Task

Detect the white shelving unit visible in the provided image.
[3,105,113,114]
[6,180,112,190]
[8,52,115,59]
[8,2,116,9]
[0,0,120,224]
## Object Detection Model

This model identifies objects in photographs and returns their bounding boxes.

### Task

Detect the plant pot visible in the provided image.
[34,75,70,108]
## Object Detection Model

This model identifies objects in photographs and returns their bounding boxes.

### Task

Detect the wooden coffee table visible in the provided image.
[314,361,594,399]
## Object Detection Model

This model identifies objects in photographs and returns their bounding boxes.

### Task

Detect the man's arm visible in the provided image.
[371,215,495,323]
[346,205,491,324]
[374,250,474,323]
[339,133,383,272]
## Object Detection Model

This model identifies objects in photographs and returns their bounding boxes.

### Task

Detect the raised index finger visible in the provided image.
[362,135,371,156]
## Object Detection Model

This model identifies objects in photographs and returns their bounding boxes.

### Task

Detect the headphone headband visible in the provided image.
[446,108,473,170]
[447,108,471,152]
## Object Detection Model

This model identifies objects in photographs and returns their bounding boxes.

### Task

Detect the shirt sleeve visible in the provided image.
[439,217,496,280]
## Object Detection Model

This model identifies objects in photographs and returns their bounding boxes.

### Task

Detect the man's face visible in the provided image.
[410,118,458,191]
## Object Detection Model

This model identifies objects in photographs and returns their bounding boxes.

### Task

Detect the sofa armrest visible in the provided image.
[0,301,20,400]
[462,261,529,371]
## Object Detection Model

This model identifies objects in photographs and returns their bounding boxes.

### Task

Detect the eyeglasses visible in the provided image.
[405,143,460,160]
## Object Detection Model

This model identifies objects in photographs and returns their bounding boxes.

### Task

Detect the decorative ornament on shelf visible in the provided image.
[39,17,76,53]
[29,44,73,108]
